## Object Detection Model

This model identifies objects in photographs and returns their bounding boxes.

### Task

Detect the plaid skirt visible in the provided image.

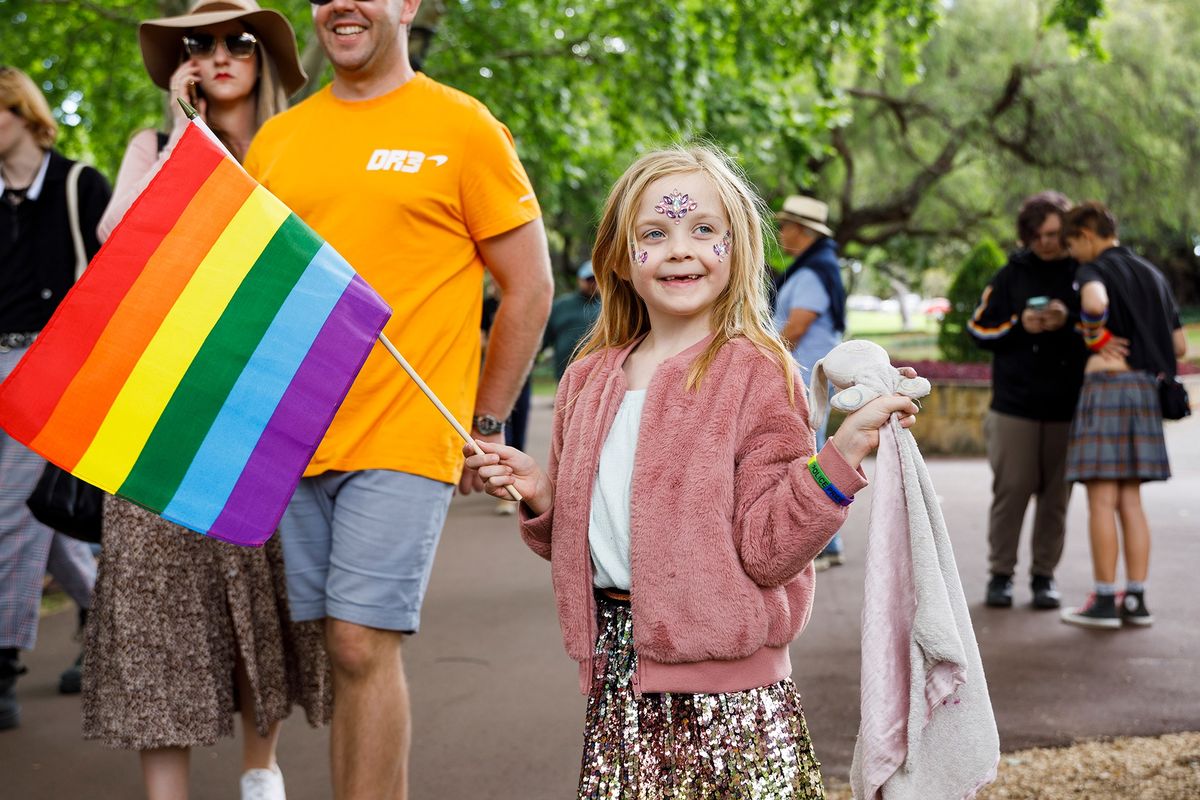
[578,595,826,799]
[1065,371,1170,483]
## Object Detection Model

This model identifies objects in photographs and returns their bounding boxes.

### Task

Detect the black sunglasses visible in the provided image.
[182,32,258,60]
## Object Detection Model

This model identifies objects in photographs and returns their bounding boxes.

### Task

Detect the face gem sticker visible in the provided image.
[654,190,698,224]
[713,230,731,262]
[630,246,648,265]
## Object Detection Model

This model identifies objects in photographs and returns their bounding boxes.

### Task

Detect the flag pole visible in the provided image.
[376,333,523,503]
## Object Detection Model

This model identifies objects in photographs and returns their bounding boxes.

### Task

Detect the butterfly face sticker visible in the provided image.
[713,230,731,262]
[630,246,648,265]
[654,190,698,224]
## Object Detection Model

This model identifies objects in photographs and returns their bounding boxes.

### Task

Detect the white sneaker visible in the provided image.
[241,765,286,800]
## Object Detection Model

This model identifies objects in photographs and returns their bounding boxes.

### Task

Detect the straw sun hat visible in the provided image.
[775,195,835,238]
[138,0,307,96]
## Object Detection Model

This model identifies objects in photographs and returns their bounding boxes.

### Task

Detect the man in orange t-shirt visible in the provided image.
[243,1,553,796]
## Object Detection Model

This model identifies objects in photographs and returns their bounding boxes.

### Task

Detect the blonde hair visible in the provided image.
[251,33,288,127]
[0,66,58,149]
[577,144,797,402]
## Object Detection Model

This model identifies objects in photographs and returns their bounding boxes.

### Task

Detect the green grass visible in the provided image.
[844,310,939,336]
[1185,322,1200,365]
[531,360,558,397]
[39,589,73,618]
[845,310,941,362]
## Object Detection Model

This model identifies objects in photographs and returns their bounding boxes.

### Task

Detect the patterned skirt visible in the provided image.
[82,496,332,750]
[578,595,826,800]
[1065,371,1171,483]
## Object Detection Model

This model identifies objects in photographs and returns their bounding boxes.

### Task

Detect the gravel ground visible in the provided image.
[824,731,1200,799]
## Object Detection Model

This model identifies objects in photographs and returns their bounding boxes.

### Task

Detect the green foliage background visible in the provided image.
[938,238,1006,363]
[7,0,1196,304]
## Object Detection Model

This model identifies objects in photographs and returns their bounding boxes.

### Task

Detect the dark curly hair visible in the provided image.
[1016,190,1072,246]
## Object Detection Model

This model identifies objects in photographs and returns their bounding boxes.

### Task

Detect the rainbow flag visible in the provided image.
[0,121,391,547]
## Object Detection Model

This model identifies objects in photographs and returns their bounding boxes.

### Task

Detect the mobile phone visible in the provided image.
[1026,296,1050,311]
[191,81,205,104]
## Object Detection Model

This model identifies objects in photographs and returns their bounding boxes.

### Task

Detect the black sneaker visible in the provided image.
[58,651,83,695]
[985,574,1013,608]
[1030,575,1061,610]
[1061,593,1121,629]
[1118,591,1154,627]
[0,656,27,731]
[813,551,845,572]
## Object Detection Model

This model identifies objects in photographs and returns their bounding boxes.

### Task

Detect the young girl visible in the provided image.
[464,146,917,798]
[1059,202,1187,629]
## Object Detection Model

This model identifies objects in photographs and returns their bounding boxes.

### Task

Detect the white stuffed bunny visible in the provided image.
[807,339,931,429]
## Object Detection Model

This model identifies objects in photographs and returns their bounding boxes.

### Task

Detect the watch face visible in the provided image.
[474,415,503,435]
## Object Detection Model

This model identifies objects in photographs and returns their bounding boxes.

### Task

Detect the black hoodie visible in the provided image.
[968,249,1088,421]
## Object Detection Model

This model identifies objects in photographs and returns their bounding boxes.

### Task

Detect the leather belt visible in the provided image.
[597,587,631,604]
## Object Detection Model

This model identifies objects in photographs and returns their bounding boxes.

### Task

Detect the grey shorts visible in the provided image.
[279,470,454,632]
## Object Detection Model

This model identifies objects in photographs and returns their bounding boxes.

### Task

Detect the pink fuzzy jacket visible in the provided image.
[520,334,868,695]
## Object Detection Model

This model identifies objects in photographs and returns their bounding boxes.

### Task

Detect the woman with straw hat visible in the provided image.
[98,0,306,238]
[83,4,327,800]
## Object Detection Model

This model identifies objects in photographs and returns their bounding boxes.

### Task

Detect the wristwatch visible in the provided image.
[472,413,505,436]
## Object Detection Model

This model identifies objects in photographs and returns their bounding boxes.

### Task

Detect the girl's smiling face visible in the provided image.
[629,170,732,326]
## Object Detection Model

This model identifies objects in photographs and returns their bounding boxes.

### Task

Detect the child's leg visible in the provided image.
[141,747,189,800]
[1085,480,1120,584]
[1062,479,1123,627]
[1116,480,1150,584]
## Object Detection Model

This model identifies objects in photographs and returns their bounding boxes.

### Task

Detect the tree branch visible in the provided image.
[834,57,1068,250]
[845,87,948,132]
[831,127,854,217]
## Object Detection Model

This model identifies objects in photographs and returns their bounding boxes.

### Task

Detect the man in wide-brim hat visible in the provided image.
[773,194,848,570]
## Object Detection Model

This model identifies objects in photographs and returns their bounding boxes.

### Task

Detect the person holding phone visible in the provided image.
[84,4,327,800]
[967,191,1090,611]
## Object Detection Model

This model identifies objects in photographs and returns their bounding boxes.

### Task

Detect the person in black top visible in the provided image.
[968,191,1089,610]
[0,66,110,729]
[1059,201,1188,630]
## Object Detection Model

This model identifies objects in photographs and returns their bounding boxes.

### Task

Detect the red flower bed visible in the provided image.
[893,360,1199,380]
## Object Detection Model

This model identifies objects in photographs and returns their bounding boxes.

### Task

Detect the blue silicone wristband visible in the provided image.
[807,456,853,507]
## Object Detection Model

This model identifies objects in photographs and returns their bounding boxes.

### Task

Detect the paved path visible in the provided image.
[5,402,1199,798]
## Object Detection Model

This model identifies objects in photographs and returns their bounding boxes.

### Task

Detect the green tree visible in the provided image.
[938,237,1005,363]
[2,0,1113,288]
[810,0,1199,301]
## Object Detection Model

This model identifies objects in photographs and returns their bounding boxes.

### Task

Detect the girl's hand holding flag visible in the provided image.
[464,441,553,515]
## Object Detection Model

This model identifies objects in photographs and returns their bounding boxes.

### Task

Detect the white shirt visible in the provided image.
[0,151,51,200]
[588,389,646,590]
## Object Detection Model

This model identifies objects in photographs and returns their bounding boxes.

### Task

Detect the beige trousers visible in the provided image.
[985,410,1072,578]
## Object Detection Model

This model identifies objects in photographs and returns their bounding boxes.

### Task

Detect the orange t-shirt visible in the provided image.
[244,74,541,483]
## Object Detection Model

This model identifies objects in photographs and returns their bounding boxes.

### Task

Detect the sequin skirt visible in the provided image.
[578,595,826,799]
[1066,371,1170,483]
